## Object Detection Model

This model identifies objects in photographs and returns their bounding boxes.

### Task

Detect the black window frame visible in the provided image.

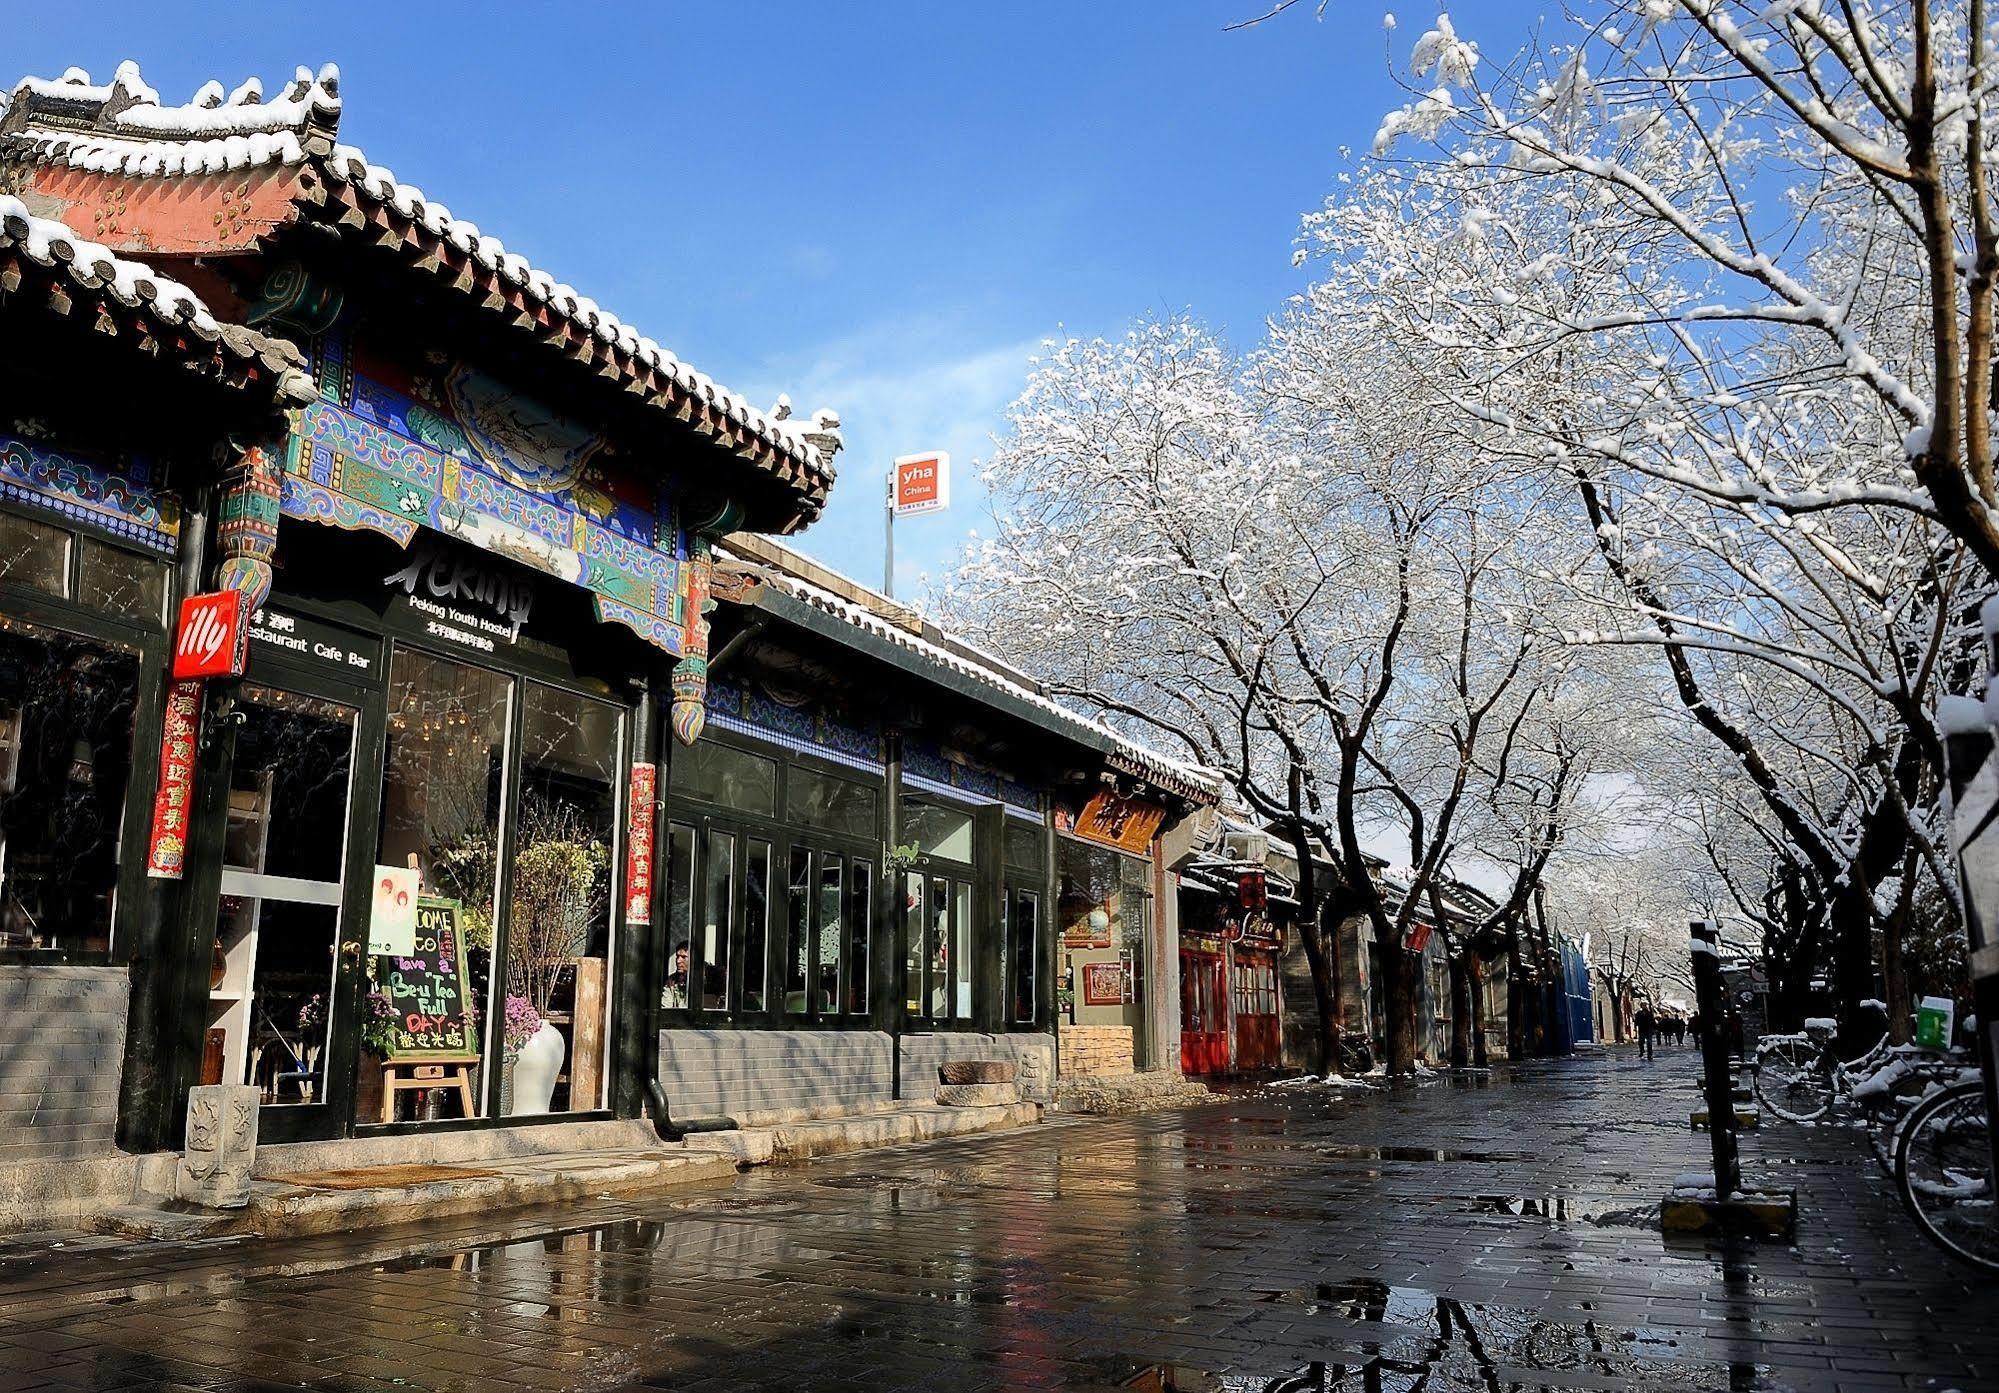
[0,501,174,966]
[661,728,885,1031]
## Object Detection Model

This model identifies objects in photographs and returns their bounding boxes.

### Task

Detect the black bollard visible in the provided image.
[1690,920,1742,1199]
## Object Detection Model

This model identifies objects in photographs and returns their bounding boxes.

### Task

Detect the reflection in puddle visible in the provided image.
[1231,1278,1779,1390]
[1307,1143,1533,1163]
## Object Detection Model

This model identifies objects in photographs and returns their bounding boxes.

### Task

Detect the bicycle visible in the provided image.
[1894,1078,1998,1274]
[1752,1014,1968,1175]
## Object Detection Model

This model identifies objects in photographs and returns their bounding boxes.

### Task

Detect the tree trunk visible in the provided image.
[1504,923,1527,1059]
[1828,883,1878,1057]
[1383,935,1417,1074]
[1448,951,1473,1068]
[1882,847,1919,1046]
[1469,956,1489,1066]
[1296,904,1342,1076]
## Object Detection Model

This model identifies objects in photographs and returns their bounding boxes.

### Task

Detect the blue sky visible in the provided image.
[9,2,1539,600]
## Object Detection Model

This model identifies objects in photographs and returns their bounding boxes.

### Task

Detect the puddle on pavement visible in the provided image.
[1220,1278,1778,1389]
[1454,1193,1577,1220]
[811,1172,937,1192]
[1307,1143,1533,1163]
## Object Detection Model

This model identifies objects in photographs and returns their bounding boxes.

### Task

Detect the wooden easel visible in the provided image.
[380,1053,479,1122]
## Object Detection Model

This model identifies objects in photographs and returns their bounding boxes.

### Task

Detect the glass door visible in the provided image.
[207,684,360,1137]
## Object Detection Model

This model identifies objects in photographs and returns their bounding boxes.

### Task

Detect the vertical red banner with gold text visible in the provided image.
[626,762,657,924]
[145,679,203,879]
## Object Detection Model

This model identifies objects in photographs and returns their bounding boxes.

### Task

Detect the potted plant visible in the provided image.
[353,990,398,1121]
[496,994,544,1115]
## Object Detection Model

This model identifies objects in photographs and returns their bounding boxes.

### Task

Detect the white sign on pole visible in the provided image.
[891,452,951,517]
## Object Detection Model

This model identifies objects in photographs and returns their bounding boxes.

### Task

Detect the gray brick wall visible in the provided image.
[658,1029,893,1120]
[899,1032,1056,1102]
[0,966,128,1162]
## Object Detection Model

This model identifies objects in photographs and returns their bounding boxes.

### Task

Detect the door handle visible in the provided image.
[340,941,362,965]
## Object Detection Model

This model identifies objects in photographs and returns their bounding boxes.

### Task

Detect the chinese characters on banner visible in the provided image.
[145,679,202,878]
[626,762,657,924]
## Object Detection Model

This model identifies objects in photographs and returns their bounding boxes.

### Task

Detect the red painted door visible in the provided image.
[1233,949,1279,1073]
[1180,949,1228,1075]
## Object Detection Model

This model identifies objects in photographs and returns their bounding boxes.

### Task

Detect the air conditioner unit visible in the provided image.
[1221,828,1268,866]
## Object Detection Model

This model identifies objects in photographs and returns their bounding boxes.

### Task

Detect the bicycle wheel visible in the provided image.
[1755,1043,1834,1122]
[1895,1081,1999,1274]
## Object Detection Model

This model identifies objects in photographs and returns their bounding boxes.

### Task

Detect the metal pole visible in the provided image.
[884,467,895,599]
[1690,919,1742,1198]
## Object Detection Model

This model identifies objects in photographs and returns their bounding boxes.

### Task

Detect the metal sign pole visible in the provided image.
[884,466,895,599]
[1690,919,1742,1198]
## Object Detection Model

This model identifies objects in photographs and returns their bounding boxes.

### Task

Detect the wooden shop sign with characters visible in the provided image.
[1065,789,1167,856]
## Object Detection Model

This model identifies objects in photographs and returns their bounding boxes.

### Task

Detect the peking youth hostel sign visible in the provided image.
[381,541,537,655]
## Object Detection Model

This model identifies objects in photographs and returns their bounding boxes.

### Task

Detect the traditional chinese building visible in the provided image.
[655,535,1217,1120]
[0,61,838,1166]
[0,61,1216,1221]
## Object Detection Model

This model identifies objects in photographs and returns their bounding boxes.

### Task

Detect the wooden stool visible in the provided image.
[380,1054,479,1122]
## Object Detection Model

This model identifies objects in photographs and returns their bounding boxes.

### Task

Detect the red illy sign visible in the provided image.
[172,591,249,680]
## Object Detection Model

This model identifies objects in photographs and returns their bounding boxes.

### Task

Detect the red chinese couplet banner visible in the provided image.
[146,679,202,879]
[626,762,657,924]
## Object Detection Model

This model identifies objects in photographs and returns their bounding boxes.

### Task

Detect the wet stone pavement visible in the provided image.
[0,1050,1990,1393]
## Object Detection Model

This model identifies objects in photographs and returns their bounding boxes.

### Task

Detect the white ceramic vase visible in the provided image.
[510,1021,565,1115]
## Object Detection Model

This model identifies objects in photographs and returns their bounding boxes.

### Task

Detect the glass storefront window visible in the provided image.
[212,687,356,1105]
[903,872,924,1014]
[76,537,166,624]
[701,832,734,1012]
[670,740,776,817]
[1004,820,1044,871]
[816,855,843,1013]
[512,682,621,1114]
[903,797,973,862]
[951,880,972,1018]
[743,839,771,1012]
[664,824,694,1009]
[370,651,513,1121]
[785,767,878,838]
[0,512,69,597]
[928,874,950,1018]
[1009,889,1039,1024]
[0,618,139,955]
[1058,840,1150,950]
[786,848,811,1014]
[845,862,872,1016]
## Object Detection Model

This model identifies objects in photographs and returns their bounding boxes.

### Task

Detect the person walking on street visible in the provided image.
[1635,1002,1656,1061]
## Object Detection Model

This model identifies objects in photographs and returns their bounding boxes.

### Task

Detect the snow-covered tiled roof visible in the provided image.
[0,62,837,517]
[716,540,1222,805]
[0,192,312,401]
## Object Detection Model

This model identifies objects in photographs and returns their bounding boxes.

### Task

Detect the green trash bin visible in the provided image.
[1916,995,1956,1050]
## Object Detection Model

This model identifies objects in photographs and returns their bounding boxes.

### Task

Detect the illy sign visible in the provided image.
[172,591,249,680]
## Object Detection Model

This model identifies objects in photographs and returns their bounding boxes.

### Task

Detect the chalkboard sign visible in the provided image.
[376,898,476,1059]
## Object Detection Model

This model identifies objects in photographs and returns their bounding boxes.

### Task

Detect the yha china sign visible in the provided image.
[891,451,950,516]
[172,591,249,680]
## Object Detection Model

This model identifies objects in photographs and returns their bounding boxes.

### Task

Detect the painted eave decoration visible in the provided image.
[0,193,313,403]
[0,61,840,528]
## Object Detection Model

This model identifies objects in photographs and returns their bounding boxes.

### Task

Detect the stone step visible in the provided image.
[940,1059,1016,1085]
[94,1147,737,1241]
[935,1082,1022,1107]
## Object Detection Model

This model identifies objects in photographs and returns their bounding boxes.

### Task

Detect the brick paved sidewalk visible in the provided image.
[0,1049,1987,1392]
